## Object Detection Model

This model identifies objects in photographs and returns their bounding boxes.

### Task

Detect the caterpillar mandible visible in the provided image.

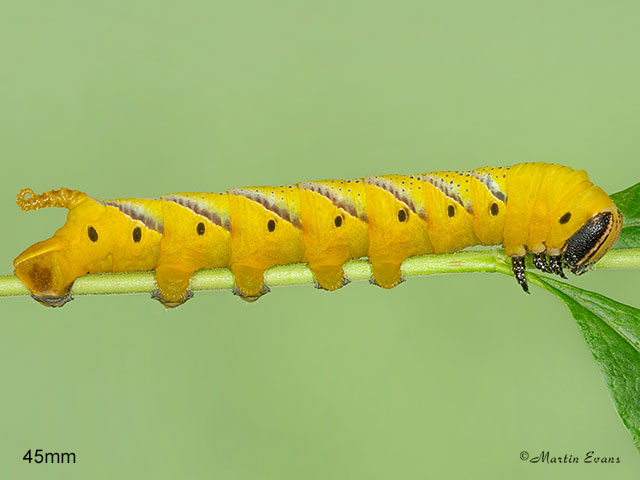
[13,162,622,308]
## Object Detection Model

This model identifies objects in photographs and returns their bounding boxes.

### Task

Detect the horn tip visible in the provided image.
[15,187,86,211]
[16,188,39,211]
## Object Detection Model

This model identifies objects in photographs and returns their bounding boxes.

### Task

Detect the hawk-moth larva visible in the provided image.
[13,162,622,307]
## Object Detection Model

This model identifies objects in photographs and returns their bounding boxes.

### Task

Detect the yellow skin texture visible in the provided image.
[154,193,231,304]
[466,168,508,246]
[13,162,620,306]
[299,180,369,291]
[228,187,306,299]
[421,171,478,253]
[14,197,162,298]
[502,164,604,256]
[364,176,433,288]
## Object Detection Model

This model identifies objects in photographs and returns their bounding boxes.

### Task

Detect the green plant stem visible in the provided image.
[1,248,639,298]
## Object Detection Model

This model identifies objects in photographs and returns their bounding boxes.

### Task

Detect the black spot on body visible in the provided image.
[398,209,407,222]
[88,226,98,242]
[197,222,205,235]
[447,205,455,217]
[559,212,572,224]
[267,219,276,232]
[334,215,343,227]
[133,226,142,242]
[490,203,499,216]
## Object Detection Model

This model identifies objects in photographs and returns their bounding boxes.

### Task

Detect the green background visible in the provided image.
[1,1,639,478]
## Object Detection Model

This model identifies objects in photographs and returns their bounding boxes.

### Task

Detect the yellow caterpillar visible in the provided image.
[13,162,622,308]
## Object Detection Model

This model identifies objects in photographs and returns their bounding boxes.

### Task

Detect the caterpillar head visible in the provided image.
[549,185,622,276]
[563,207,622,275]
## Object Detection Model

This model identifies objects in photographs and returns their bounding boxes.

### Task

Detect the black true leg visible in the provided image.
[532,252,553,273]
[548,255,567,278]
[511,256,529,294]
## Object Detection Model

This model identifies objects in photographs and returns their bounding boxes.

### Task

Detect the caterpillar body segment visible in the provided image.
[153,193,231,307]
[13,163,622,308]
[227,186,306,301]
[298,180,369,291]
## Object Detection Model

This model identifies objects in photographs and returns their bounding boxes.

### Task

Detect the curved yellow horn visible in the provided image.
[16,188,87,211]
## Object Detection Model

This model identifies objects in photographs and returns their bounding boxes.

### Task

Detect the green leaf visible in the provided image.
[535,274,640,451]
[611,182,640,249]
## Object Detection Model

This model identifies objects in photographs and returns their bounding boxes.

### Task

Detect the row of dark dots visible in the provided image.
[84,204,571,243]
[85,222,207,244]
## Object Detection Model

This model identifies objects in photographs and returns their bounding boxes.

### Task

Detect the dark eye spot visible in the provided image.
[267,219,276,232]
[197,222,205,235]
[88,226,98,242]
[334,215,343,227]
[132,226,142,243]
[559,212,572,224]
[447,205,455,217]
[397,209,407,222]
[490,203,499,216]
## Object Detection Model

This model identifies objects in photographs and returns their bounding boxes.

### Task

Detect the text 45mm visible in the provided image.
[23,449,76,464]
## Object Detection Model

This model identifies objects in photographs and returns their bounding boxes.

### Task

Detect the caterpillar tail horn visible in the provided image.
[16,187,87,211]
[14,187,92,307]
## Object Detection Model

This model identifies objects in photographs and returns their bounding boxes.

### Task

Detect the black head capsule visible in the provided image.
[563,212,613,275]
